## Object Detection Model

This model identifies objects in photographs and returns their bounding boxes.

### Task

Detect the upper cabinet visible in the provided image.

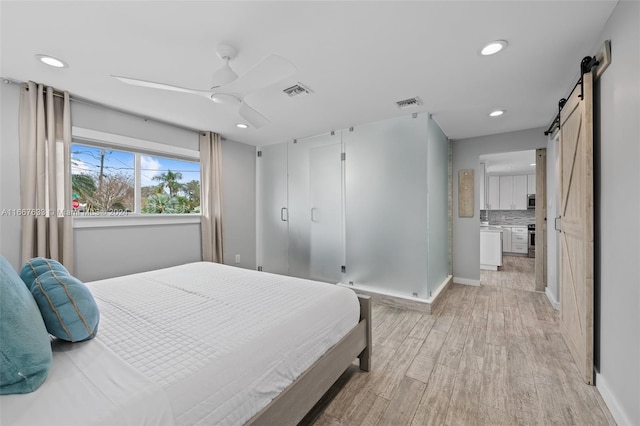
[487,174,529,210]
[487,176,500,210]
[499,176,514,209]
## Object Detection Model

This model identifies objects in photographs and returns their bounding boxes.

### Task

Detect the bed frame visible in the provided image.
[246,294,371,425]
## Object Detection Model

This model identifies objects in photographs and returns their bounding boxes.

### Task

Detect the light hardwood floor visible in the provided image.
[481,255,536,292]
[302,280,615,425]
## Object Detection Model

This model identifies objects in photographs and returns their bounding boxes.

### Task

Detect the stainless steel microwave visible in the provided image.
[528,194,535,209]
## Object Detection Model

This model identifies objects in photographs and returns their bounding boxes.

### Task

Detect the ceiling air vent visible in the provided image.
[395,96,422,109]
[283,83,312,97]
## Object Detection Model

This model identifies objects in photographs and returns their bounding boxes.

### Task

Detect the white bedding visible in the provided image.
[1,262,360,426]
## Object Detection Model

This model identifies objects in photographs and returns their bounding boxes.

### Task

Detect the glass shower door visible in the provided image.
[309,142,343,282]
[287,133,343,282]
[257,143,289,275]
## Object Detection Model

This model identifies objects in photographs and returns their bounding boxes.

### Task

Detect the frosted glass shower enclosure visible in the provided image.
[257,113,450,300]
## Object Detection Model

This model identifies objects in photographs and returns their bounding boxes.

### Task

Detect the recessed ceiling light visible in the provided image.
[35,54,68,68]
[530,163,536,166]
[489,109,505,117]
[480,40,508,56]
[236,123,248,129]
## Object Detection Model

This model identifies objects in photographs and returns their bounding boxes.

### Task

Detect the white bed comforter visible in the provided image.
[1,262,359,426]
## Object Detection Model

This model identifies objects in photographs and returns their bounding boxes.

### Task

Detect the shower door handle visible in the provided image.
[280,207,288,222]
[311,207,318,222]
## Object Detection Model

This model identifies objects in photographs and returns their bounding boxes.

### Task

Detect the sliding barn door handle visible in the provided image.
[281,207,288,222]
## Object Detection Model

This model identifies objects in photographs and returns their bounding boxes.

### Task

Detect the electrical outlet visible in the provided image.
[235,254,240,264]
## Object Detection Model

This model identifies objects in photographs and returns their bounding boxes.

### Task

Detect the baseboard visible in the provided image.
[429,275,453,312]
[544,286,560,310]
[596,372,636,426]
[453,277,481,286]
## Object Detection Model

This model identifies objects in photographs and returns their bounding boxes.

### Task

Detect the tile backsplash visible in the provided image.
[482,210,535,226]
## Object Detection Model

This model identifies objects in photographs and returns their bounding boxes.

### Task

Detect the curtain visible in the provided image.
[19,81,73,271]
[199,131,224,263]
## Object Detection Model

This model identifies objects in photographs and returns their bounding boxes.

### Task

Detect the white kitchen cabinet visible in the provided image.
[498,175,528,210]
[511,227,528,254]
[514,175,528,209]
[499,176,513,210]
[480,230,503,270]
[527,174,536,195]
[502,227,512,253]
[487,176,500,210]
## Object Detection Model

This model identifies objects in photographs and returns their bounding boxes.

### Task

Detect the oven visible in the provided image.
[528,224,535,258]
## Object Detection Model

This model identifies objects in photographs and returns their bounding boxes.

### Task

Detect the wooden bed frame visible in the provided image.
[246,294,372,425]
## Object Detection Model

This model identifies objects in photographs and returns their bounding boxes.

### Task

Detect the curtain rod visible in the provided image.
[2,77,204,135]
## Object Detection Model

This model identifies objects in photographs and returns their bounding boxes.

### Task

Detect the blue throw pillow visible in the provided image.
[0,256,52,394]
[20,258,100,342]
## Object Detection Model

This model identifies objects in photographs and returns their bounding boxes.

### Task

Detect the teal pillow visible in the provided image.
[19,257,67,291]
[0,256,52,394]
[20,258,100,342]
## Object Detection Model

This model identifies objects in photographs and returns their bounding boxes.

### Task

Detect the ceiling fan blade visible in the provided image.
[238,101,270,129]
[226,55,296,95]
[112,75,211,98]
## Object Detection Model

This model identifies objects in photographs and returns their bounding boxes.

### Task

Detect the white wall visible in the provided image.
[451,127,547,283]
[592,1,640,424]
[221,138,256,270]
[0,83,22,270]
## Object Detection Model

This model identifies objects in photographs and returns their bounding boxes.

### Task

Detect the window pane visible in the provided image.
[71,144,134,214]
[140,155,200,214]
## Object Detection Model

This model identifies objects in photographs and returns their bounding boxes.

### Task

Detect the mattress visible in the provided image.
[1,262,360,426]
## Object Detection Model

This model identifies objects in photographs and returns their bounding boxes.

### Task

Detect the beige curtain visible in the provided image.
[19,81,73,271]
[199,131,224,263]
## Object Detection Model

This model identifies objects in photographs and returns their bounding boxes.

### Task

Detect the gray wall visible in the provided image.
[75,224,202,281]
[452,127,547,283]
[221,138,256,270]
[592,1,640,424]
[0,84,22,270]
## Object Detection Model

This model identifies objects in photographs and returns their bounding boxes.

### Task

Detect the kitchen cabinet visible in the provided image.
[480,229,503,270]
[528,174,536,195]
[499,175,528,210]
[514,175,528,209]
[502,227,512,253]
[511,226,528,254]
[499,176,513,210]
[487,176,500,210]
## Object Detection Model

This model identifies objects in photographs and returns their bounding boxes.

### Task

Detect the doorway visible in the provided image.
[479,150,537,291]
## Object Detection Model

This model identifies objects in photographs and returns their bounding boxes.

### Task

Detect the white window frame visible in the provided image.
[71,127,201,228]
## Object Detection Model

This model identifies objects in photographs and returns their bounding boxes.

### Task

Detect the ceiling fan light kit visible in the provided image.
[112,43,297,130]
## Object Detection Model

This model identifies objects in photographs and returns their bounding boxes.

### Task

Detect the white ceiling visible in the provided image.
[481,150,537,175]
[0,1,617,146]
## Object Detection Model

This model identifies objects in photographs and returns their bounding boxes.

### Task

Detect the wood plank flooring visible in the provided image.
[481,255,536,292]
[302,261,615,425]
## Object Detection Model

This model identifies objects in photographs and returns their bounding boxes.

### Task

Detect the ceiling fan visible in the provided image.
[112,45,296,128]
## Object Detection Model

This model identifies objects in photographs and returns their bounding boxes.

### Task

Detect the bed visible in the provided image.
[0,261,371,426]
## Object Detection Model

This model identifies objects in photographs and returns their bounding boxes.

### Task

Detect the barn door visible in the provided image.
[558,69,594,384]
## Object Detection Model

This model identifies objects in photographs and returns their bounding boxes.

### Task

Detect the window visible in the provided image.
[140,154,200,214]
[70,128,201,217]
[71,145,135,213]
